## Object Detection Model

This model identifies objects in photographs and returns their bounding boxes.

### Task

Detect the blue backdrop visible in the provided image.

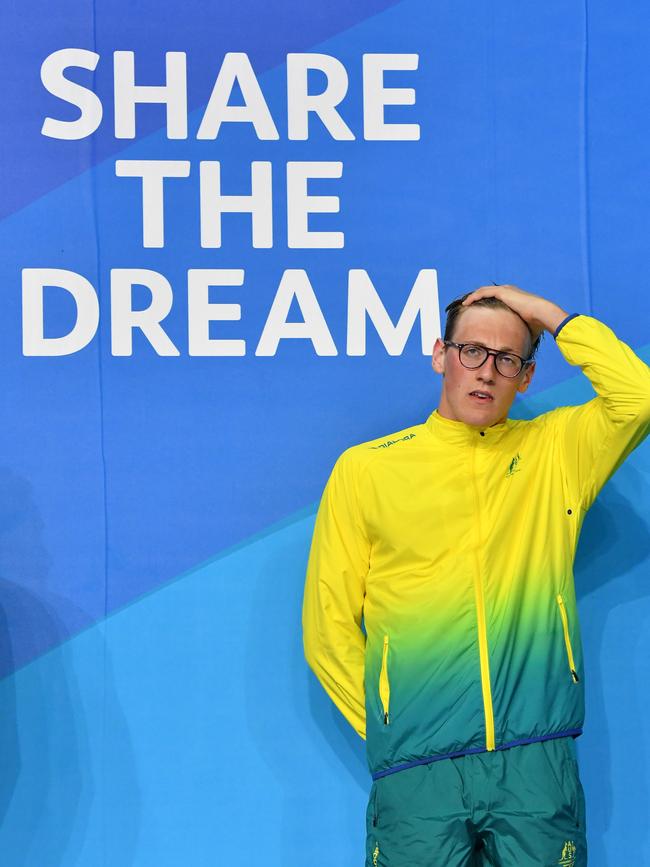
[1,1,649,864]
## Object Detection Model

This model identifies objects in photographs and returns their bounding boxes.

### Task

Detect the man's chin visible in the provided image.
[457,403,504,428]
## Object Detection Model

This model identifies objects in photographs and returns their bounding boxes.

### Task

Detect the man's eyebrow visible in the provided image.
[464,340,519,353]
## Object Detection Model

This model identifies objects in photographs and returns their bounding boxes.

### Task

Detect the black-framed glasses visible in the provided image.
[443,341,532,378]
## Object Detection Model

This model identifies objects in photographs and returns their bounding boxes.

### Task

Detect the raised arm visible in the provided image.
[462,284,650,509]
[550,313,650,508]
[302,449,371,739]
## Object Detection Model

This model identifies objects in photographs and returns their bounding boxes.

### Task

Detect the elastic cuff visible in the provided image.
[553,313,580,339]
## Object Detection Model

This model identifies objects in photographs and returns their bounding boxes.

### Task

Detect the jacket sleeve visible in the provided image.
[552,313,650,510]
[302,448,371,739]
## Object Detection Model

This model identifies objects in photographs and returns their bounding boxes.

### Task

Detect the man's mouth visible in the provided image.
[469,391,494,402]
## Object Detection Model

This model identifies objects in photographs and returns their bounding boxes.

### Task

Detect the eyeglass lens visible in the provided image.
[459,345,522,377]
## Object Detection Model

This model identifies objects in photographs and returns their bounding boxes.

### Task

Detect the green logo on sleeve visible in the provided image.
[370,433,416,450]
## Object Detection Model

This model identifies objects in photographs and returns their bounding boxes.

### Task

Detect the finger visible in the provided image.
[462,285,505,305]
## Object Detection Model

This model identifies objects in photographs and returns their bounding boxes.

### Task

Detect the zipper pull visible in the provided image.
[383,712,389,725]
[571,669,579,683]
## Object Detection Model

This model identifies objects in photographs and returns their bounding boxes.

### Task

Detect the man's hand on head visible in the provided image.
[461,284,569,340]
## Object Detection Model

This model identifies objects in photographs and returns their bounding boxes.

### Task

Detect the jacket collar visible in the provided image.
[425,409,512,445]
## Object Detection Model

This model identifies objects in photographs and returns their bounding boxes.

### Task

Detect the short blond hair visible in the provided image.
[443,293,542,360]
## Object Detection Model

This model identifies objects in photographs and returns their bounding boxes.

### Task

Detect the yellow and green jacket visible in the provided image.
[303,314,650,779]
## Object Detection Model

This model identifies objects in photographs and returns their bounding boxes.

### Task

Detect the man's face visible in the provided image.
[431,306,536,427]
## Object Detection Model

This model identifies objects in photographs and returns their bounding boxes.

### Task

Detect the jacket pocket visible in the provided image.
[379,635,390,724]
[556,594,579,683]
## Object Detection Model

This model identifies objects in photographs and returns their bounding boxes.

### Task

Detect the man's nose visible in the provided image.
[477,355,498,381]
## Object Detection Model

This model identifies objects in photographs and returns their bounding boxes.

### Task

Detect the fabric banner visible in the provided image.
[0,1,649,863]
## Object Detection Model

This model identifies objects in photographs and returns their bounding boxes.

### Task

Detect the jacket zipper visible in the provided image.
[470,442,496,751]
[556,594,579,682]
[379,634,390,724]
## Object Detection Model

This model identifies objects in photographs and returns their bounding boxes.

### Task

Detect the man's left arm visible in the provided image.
[463,284,650,509]
[550,312,650,509]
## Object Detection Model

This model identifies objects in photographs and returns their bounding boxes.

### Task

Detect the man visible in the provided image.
[302,284,650,866]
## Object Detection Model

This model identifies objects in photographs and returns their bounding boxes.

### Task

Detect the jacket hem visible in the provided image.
[370,728,583,780]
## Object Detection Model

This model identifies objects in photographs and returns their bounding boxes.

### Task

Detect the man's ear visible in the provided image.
[517,360,535,393]
[432,337,446,374]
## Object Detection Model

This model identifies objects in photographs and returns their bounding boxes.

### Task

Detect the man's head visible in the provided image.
[432,293,541,427]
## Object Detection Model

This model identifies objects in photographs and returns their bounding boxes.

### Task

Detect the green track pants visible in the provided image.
[366,737,587,866]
